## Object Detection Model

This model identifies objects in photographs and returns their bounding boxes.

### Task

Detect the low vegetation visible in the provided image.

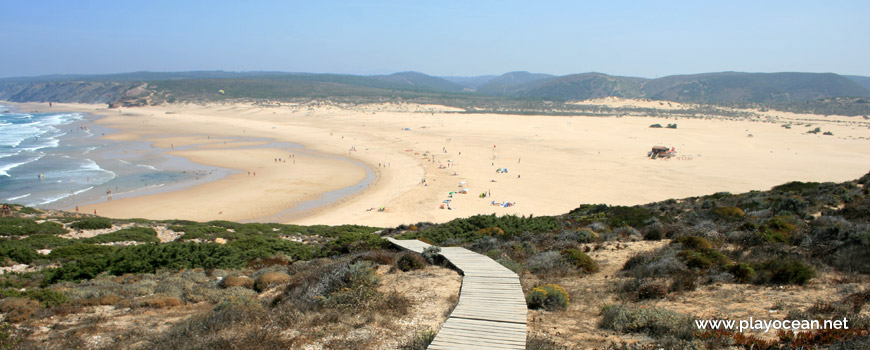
[1,171,869,348]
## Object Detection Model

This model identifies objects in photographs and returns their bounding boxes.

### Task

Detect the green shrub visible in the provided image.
[0,217,67,236]
[319,261,381,308]
[83,227,159,244]
[526,284,569,311]
[49,243,116,260]
[599,304,694,339]
[727,263,756,283]
[18,234,73,249]
[409,214,559,244]
[712,206,745,219]
[0,240,41,264]
[772,181,822,193]
[671,236,712,250]
[323,232,386,255]
[677,248,729,269]
[496,258,524,274]
[753,258,815,285]
[69,218,113,230]
[560,248,599,273]
[421,246,441,265]
[43,242,247,284]
[226,235,315,262]
[395,252,426,272]
[527,251,568,274]
[23,288,67,307]
[568,205,655,229]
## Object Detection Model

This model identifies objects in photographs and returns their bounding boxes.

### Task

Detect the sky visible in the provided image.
[1,0,868,78]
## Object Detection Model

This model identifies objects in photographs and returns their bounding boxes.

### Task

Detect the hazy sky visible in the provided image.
[1,1,868,78]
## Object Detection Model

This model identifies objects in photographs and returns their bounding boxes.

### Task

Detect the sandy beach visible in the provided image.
[10,99,870,227]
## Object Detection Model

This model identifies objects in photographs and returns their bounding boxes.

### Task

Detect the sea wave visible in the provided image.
[73,186,94,195]
[136,164,159,171]
[6,193,31,201]
[75,158,117,180]
[0,153,45,177]
[36,192,73,206]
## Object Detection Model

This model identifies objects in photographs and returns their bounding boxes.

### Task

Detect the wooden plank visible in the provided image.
[387,238,528,349]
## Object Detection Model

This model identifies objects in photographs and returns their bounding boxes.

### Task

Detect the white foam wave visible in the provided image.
[75,158,117,180]
[7,193,31,201]
[73,186,94,195]
[0,154,45,177]
[136,164,159,171]
[36,192,73,206]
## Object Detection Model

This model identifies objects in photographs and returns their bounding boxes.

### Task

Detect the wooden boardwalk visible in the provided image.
[386,237,527,350]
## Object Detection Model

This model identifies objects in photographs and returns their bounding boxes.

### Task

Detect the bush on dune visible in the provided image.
[527,284,569,311]
[69,218,113,230]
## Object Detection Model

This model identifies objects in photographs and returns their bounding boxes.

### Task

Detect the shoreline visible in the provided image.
[5,101,378,223]
[4,99,869,227]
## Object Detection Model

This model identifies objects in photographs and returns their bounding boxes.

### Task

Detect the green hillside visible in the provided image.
[3,70,870,115]
[475,71,555,95]
[512,73,646,100]
[846,75,870,91]
[643,72,870,104]
[372,71,466,92]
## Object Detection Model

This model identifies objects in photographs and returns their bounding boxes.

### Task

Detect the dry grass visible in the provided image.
[2,256,461,350]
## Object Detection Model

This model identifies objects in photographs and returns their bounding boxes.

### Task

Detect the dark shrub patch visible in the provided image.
[773,181,821,193]
[69,217,113,230]
[711,206,745,220]
[839,197,870,222]
[753,258,815,285]
[599,304,694,340]
[671,236,712,250]
[83,227,159,244]
[726,263,756,283]
[323,232,386,255]
[0,217,68,236]
[669,271,698,293]
[395,252,426,272]
[560,248,599,273]
[637,282,668,300]
[677,248,729,269]
[0,239,41,264]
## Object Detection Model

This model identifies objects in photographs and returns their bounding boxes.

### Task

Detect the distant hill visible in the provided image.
[845,75,870,92]
[440,75,498,90]
[475,71,555,95]
[510,73,646,100]
[371,71,466,92]
[2,70,870,114]
[643,72,870,104]
[0,71,295,83]
[0,81,139,104]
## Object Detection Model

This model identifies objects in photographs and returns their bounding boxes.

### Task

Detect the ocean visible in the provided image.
[0,104,227,210]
